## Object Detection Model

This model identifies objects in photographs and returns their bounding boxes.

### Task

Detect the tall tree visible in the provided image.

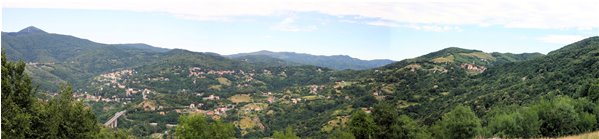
[175,114,235,139]
[1,53,37,138]
[272,126,300,139]
[433,105,482,139]
[535,97,580,137]
[348,110,376,139]
[329,129,355,139]
[371,102,430,139]
[487,108,541,138]
[45,85,100,138]
[2,53,113,138]
[371,102,397,138]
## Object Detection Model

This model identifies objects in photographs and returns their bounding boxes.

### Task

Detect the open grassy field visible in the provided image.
[558,131,599,139]
[431,55,455,63]
[229,94,252,103]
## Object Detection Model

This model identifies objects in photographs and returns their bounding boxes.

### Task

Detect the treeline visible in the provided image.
[174,113,303,139]
[1,54,129,138]
[342,95,599,139]
[173,94,599,139]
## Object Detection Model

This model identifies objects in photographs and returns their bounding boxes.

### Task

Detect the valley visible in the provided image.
[2,26,599,138]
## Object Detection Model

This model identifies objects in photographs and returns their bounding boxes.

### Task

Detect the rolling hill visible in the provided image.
[229,50,395,70]
[2,26,598,138]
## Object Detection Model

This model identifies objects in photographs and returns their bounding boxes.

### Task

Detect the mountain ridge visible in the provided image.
[3,26,599,138]
[229,50,395,70]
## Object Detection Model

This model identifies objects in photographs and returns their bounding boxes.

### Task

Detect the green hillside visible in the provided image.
[229,50,395,70]
[2,27,598,138]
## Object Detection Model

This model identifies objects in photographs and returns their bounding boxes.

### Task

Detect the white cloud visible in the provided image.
[404,24,463,32]
[271,17,318,32]
[4,0,599,29]
[366,20,398,27]
[538,35,587,44]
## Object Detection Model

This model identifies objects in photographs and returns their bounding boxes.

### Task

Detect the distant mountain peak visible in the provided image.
[18,26,47,34]
[256,50,274,53]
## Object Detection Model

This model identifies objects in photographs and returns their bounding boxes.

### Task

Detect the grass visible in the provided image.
[432,55,455,63]
[558,131,599,139]
[302,95,318,100]
[237,116,264,136]
[229,94,252,103]
[321,116,349,133]
[404,64,422,70]
[459,52,496,60]
[241,103,268,111]
[216,77,231,86]
[334,81,354,88]
[209,85,222,91]
[238,116,255,129]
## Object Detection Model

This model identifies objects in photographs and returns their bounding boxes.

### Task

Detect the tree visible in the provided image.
[348,110,376,139]
[433,105,481,139]
[45,85,100,138]
[96,127,132,139]
[588,79,599,102]
[393,115,431,139]
[487,108,540,138]
[371,102,397,138]
[175,114,235,139]
[329,129,355,139]
[535,98,579,137]
[371,102,430,139]
[272,126,300,139]
[2,54,103,138]
[1,53,37,138]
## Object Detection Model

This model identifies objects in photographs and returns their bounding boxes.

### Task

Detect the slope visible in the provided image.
[229,50,395,70]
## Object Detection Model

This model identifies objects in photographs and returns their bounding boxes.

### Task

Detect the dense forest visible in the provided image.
[2,27,599,138]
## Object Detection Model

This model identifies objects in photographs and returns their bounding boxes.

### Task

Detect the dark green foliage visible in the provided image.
[175,114,235,139]
[96,127,132,139]
[371,102,397,138]
[2,54,125,138]
[272,126,300,139]
[534,97,597,137]
[485,96,599,138]
[1,53,37,138]
[371,102,430,139]
[2,28,169,91]
[348,110,376,139]
[487,107,540,138]
[4,27,599,138]
[394,115,431,139]
[432,105,481,139]
[329,129,355,139]
[42,85,100,138]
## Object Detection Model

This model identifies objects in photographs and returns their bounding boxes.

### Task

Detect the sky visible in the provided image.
[2,0,599,61]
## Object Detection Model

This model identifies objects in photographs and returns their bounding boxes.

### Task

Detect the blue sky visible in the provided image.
[2,1,599,61]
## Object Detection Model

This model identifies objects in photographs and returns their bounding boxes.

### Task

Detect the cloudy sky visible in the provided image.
[2,0,599,60]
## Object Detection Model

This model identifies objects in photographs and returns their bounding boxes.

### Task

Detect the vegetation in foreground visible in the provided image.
[1,54,130,138]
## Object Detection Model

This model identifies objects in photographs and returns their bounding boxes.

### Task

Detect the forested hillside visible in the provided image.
[2,27,598,138]
[229,50,395,70]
